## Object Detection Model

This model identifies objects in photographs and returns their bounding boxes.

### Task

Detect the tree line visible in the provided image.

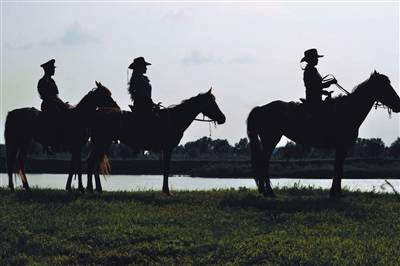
[0,137,400,160]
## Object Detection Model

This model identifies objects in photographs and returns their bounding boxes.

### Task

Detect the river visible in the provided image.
[0,174,399,193]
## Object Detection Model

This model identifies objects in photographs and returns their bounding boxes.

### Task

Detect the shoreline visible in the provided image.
[1,158,400,178]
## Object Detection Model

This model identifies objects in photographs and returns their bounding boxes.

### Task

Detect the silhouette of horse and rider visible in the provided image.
[5,57,225,194]
[248,48,400,198]
[5,50,400,198]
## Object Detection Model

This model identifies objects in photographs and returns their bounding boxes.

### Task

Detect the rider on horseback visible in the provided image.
[37,59,70,152]
[127,57,159,116]
[37,59,69,114]
[301,49,337,111]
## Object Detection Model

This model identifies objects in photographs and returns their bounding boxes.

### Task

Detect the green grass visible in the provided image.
[1,188,400,265]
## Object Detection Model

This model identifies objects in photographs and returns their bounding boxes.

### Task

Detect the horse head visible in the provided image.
[198,88,226,124]
[370,71,400,112]
[77,81,120,111]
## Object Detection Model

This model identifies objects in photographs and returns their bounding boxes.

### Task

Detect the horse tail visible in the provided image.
[247,107,263,189]
[99,154,111,175]
[4,110,22,182]
[5,109,36,184]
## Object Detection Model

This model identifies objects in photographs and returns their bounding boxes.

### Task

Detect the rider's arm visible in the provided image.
[322,78,337,88]
[321,90,332,96]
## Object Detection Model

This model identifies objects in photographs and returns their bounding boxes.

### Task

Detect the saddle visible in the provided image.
[291,98,337,130]
[38,110,72,153]
[298,97,336,116]
[121,105,169,142]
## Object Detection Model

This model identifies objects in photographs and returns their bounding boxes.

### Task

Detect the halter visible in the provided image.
[159,104,217,137]
[323,74,392,118]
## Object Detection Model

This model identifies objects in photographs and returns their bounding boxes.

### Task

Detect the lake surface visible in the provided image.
[0,174,399,193]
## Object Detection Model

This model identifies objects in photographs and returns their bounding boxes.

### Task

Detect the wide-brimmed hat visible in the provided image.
[128,57,151,69]
[40,59,56,69]
[300,49,324,63]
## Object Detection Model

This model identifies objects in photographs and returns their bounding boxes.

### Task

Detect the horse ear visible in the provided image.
[208,87,212,94]
[95,81,99,87]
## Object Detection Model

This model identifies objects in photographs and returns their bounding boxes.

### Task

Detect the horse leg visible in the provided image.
[76,150,84,193]
[88,143,107,193]
[86,151,96,192]
[6,142,18,192]
[17,143,30,192]
[259,133,281,197]
[330,148,346,198]
[66,152,75,192]
[94,142,112,193]
[95,173,102,193]
[162,149,172,195]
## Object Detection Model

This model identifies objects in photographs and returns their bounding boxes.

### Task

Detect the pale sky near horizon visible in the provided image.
[1,1,399,146]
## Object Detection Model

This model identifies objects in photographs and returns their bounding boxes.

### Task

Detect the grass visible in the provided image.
[1,187,400,265]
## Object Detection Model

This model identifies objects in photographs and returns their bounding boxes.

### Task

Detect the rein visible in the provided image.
[324,74,392,118]
[194,115,216,137]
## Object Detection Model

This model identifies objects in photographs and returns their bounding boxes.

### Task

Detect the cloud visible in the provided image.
[164,9,192,23]
[41,22,102,46]
[228,55,256,64]
[181,50,222,65]
[5,22,102,50]
[4,42,34,50]
[181,50,256,65]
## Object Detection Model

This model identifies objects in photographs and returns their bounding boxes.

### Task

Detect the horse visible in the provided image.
[247,71,400,198]
[4,81,120,192]
[86,88,226,193]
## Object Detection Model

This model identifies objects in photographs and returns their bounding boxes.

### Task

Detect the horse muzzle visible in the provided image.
[217,115,226,124]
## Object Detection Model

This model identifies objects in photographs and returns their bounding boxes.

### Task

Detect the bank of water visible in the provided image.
[1,174,399,193]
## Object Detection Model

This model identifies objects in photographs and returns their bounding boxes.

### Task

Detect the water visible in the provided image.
[0,174,399,193]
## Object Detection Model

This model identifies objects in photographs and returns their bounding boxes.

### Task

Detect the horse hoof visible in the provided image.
[162,189,172,196]
[329,190,342,198]
[79,188,85,194]
[263,191,275,198]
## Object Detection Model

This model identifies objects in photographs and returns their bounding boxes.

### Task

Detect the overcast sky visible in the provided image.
[1,1,399,146]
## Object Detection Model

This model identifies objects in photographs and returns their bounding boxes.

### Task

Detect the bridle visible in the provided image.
[159,101,218,137]
[323,74,392,118]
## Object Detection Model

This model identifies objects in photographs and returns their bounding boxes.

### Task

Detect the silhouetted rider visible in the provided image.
[37,59,69,114]
[301,49,337,110]
[128,57,159,113]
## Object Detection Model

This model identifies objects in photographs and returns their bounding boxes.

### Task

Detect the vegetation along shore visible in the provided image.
[1,188,399,265]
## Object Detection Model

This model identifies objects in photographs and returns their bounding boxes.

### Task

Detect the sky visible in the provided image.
[1,1,399,147]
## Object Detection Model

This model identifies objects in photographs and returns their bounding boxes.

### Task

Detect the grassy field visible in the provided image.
[1,187,400,265]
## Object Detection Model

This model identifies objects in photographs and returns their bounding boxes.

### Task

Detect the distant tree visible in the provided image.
[28,141,43,156]
[307,147,335,159]
[174,145,185,153]
[352,138,385,158]
[280,141,311,159]
[211,139,232,155]
[233,138,249,157]
[184,137,213,158]
[388,137,400,158]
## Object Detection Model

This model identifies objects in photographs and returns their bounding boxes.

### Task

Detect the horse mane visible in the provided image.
[332,72,383,101]
[91,85,112,96]
[76,86,112,108]
[165,92,209,109]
